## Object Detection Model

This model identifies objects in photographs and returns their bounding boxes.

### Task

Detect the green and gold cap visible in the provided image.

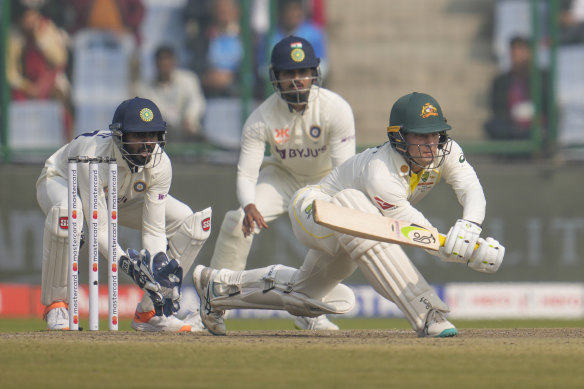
[387,92,451,135]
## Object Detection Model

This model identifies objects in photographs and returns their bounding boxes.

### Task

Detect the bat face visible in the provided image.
[312,200,441,251]
[400,224,439,248]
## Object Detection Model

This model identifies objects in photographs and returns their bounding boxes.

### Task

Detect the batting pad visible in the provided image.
[41,207,73,306]
[329,190,448,331]
[209,265,355,317]
[209,208,253,271]
[356,243,449,331]
[331,189,379,216]
[168,207,212,270]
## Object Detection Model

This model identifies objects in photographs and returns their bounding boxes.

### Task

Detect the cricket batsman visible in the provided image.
[36,97,211,331]
[194,92,505,337]
[208,36,356,330]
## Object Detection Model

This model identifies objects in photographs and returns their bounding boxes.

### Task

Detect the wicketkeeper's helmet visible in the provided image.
[109,97,167,168]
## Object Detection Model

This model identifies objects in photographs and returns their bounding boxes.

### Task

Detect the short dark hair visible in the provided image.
[12,1,33,21]
[279,0,304,13]
[155,45,175,60]
[510,36,531,49]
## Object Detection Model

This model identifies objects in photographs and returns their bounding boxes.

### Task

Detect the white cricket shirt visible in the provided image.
[320,141,486,227]
[37,130,171,259]
[236,86,356,208]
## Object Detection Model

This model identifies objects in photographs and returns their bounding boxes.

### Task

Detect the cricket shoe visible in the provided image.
[175,309,205,332]
[44,301,69,330]
[193,265,226,336]
[420,309,458,338]
[294,315,339,330]
[131,309,194,332]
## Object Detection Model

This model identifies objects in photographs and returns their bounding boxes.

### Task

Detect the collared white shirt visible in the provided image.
[319,141,486,227]
[236,86,356,207]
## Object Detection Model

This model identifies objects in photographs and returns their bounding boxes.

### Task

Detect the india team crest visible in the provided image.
[291,48,305,63]
[140,108,154,122]
[420,103,438,118]
[308,126,321,141]
[134,181,147,192]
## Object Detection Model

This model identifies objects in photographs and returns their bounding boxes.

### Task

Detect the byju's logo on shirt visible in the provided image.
[274,128,290,144]
[274,145,327,159]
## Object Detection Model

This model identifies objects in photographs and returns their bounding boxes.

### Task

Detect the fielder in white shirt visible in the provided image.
[194,92,505,337]
[208,36,356,331]
[36,97,211,332]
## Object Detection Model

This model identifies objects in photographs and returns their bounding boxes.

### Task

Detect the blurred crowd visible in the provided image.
[5,0,584,149]
[485,0,584,142]
[5,0,328,146]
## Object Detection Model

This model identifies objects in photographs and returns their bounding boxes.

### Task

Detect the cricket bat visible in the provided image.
[312,199,446,251]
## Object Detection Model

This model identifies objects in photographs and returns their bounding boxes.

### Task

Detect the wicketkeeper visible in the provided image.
[36,97,211,331]
[193,92,505,337]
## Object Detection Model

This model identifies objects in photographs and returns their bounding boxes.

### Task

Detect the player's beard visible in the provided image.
[282,89,310,105]
[125,143,155,167]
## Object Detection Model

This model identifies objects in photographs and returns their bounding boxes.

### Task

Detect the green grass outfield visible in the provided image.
[1,318,583,389]
[1,316,584,332]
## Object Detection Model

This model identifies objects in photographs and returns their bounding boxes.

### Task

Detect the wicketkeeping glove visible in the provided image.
[150,251,183,317]
[118,249,184,316]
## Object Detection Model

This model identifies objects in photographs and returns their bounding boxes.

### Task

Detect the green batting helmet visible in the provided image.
[386,92,452,168]
[387,92,451,136]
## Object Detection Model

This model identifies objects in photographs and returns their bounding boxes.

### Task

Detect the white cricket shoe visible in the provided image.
[420,309,458,338]
[193,265,226,336]
[176,310,205,332]
[294,315,340,330]
[131,309,194,332]
[44,301,69,330]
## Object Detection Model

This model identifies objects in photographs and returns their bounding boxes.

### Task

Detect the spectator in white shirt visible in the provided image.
[134,45,206,142]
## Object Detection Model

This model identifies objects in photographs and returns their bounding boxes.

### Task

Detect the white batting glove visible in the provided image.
[439,219,482,263]
[467,237,505,273]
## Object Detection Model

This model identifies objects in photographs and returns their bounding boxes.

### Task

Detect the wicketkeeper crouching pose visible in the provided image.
[193,92,505,337]
[36,97,211,331]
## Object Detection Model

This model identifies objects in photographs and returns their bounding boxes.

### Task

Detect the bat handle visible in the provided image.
[438,234,480,250]
[438,234,447,247]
